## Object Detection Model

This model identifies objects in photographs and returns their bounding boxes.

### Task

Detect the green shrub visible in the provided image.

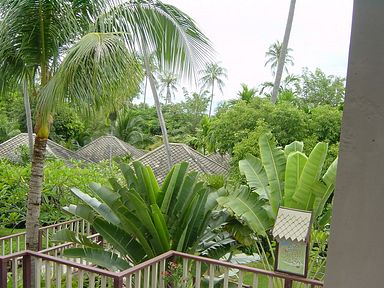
[0,159,119,228]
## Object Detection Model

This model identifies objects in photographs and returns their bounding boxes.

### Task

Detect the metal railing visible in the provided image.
[0,250,324,287]
[0,218,93,256]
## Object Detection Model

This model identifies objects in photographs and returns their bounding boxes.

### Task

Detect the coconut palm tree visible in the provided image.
[0,0,102,253]
[270,0,297,104]
[237,83,257,103]
[200,62,227,117]
[264,40,294,76]
[158,71,178,104]
[1,0,213,261]
[140,52,158,106]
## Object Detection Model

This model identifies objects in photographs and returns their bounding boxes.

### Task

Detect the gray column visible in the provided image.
[325,1,384,287]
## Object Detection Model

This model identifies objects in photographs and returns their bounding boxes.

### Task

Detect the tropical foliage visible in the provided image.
[53,162,224,269]
[158,71,179,104]
[217,133,337,281]
[265,40,294,76]
[200,62,227,117]
[0,158,117,229]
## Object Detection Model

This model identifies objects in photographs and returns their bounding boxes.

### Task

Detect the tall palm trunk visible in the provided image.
[208,81,215,117]
[143,54,172,169]
[25,136,47,251]
[271,0,296,104]
[166,87,172,104]
[143,76,148,105]
[22,78,34,159]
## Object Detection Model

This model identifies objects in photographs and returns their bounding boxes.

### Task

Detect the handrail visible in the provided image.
[0,218,84,241]
[0,249,324,287]
[172,251,324,286]
[117,250,174,277]
[27,250,118,278]
[0,218,93,256]
[39,233,99,254]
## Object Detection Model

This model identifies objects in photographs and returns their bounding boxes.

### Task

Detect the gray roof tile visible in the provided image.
[135,143,229,183]
[0,133,90,162]
[76,136,146,162]
[207,153,231,169]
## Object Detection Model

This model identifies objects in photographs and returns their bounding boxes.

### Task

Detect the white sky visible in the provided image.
[138,0,354,107]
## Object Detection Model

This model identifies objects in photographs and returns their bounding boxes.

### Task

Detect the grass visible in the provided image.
[0,227,25,237]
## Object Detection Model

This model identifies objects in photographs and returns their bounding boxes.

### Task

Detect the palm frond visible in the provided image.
[38,32,143,123]
[95,0,214,81]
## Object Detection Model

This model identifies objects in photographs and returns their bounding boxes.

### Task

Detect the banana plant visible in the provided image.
[53,161,221,270]
[220,133,337,228]
[217,133,337,282]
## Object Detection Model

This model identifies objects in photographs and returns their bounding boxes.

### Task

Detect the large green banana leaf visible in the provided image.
[70,187,120,225]
[239,154,269,198]
[259,133,286,216]
[52,229,100,248]
[63,204,95,223]
[313,157,338,218]
[62,204,149,263]
[284,151,307,207]
[63,247,130,271]
[284,141,304,157]
[292,142,328,210]
[160,162,188,215]
[169,171,199,222]
[217,186,273,236]
[92,218,147,263]
[59,161,220,267]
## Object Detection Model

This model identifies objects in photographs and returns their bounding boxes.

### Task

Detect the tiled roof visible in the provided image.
[0,133,90,162]
[207,152,231,169]
[76,136,146,162]
[272,207,312,242]
[135,143,229,183]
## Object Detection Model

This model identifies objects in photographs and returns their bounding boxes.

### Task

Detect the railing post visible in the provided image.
[284,278,293,288]
[0,258,7,287]
[38,230,43,251]
[114,276,124,288]
[23,253,32,288]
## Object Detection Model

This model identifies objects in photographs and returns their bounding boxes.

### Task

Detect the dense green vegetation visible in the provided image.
[0,159,118,229]
[53,161,230,269]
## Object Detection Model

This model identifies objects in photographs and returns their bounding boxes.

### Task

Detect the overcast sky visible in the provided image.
[138,0,354,106]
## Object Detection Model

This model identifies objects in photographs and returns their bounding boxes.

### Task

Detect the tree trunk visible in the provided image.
[26,136,47,251]
[22,78,34,159]
[143,54,172,169]
[208,81,215,117]
[271,0,296,104]
[25,135,47,287]
[143,76,148,105]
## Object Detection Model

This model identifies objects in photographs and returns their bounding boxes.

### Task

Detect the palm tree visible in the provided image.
[0,0,101,254]
[270,0,297,104]
[264,40,294,76]
[140,52,158,106]
[237,83,257,103]
[158,71,178,104]
[1,0,213,260]
[200,62,227,117]
[259,74,299,95]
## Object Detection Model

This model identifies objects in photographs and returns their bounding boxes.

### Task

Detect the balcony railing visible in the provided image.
[0,250,324,288]
[0,218,93,256]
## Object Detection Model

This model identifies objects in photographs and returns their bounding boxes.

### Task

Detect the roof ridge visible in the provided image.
[187,147,229,170]
[182,145,209,173]
[0,133,28,146]
[47,139,92,162]
[76,136,104,152]
[113,136,131,154]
